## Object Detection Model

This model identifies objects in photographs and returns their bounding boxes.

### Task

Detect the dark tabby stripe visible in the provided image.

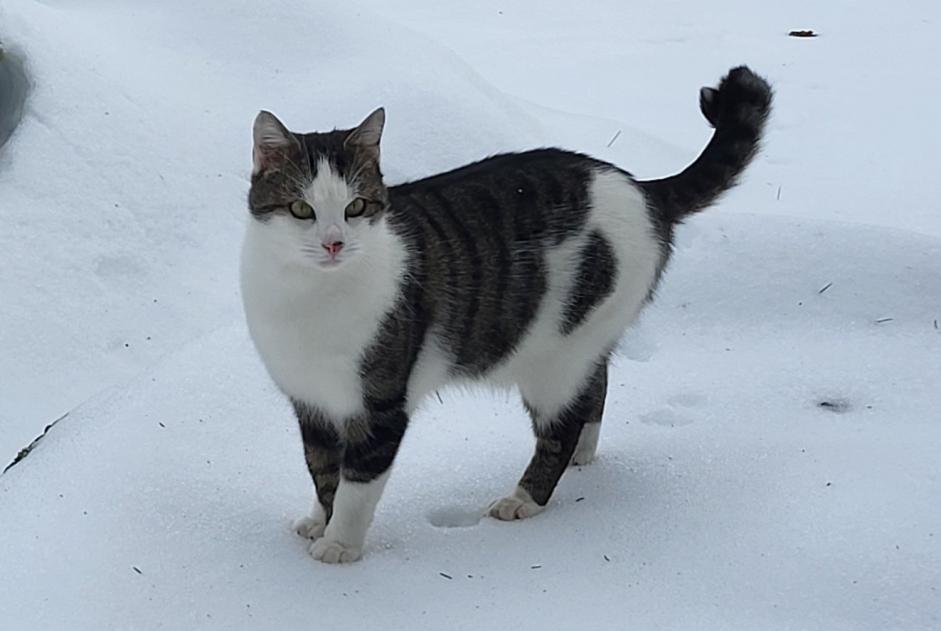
[559,230,618,335]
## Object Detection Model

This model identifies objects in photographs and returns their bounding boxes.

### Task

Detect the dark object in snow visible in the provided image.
[788,30,818,38]
[3,411,69,474]
[0,43,28,151]
[438,572,453,580]
[817,399,851,414]
[818,282,833,294]
[132,566,143,575]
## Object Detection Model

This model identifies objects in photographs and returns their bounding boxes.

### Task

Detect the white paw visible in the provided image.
[308,537,363,564]
[488,486,545,521]
[292,514,326,540]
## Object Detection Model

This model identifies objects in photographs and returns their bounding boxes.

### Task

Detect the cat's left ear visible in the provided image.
[345,107,385,157]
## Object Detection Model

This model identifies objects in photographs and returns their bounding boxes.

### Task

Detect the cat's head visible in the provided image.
[247,108,389,270]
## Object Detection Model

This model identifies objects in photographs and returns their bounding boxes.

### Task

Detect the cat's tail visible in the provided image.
[639,66,772,224]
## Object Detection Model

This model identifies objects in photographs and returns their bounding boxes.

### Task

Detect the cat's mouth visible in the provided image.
[298,246,341,269]
[318,258,344,269]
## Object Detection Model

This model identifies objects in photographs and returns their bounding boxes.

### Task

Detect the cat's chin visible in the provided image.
[316,258,346,270]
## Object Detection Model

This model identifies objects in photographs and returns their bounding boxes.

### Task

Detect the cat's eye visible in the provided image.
[289,200,315,220]
[345,197,366,218]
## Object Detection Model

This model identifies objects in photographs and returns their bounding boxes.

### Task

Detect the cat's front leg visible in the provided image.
[308,404,408,564]
[292,401,341,541]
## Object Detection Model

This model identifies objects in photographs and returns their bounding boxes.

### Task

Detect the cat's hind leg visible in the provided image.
[571,421,601,466]
[490,357,608,521]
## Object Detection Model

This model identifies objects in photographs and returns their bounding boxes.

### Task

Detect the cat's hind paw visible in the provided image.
[488,486,545,521]
[308,537,363,564]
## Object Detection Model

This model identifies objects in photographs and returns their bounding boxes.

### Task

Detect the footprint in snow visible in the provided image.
[639,408,695,428]
[427,506,483,529]
[639,392,704,427]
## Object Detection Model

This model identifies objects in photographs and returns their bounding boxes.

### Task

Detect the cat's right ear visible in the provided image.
[253,111,294,175]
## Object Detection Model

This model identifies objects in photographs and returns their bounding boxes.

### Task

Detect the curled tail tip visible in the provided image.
[699,65,773,130]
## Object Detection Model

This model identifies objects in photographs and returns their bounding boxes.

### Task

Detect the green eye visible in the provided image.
[289,200,315,220]
[345,197,366,218]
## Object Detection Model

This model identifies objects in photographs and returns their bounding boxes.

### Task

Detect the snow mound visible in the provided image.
[2,0,940,629]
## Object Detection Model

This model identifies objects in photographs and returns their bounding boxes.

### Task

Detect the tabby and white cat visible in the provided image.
[241,66,772,563]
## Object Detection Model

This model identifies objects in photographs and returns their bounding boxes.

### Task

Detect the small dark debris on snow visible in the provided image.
[606,129,622,148]
[158,422,166,428]
[818,399,851,413]
[3,411,70,473]
[575,496,585,503]
[934,319,939,330]
[875,317,894,324]
[439,572,453,580]
[435,391,443,404]
[132,566,143,575]
[603,554,611,562]
[818,282,833,294]
[826,482,833,487]
[788,30,818,38]
[530,564,542,569]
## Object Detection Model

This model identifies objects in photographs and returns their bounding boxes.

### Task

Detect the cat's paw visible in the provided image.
[292,514,327,540]
[488,486,545,521]
[308,537,363,564]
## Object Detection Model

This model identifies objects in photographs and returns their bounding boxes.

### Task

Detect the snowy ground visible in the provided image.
[1,1,939,629]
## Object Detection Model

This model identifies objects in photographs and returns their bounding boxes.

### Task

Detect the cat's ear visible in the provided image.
[252,111,295,175]
[345,107,385,157]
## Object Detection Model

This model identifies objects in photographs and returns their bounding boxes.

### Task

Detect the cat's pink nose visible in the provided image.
[322,240,344,257]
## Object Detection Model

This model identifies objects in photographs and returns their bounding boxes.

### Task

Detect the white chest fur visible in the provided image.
[239,216,406,422]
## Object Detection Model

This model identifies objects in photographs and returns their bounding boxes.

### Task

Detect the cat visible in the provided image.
[240,66,772,563]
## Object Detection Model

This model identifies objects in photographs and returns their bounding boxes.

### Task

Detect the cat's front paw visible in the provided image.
[488,486,545,521]
[308,537,363,564]
[292,514,327,540]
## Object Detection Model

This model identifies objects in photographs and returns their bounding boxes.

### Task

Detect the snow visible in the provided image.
[1,1,939,629]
